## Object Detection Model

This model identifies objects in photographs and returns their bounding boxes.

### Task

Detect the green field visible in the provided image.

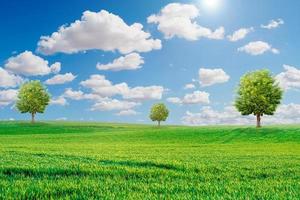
[0,122,299,199]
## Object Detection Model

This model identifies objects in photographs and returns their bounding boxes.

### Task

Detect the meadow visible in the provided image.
[0,122,299,199]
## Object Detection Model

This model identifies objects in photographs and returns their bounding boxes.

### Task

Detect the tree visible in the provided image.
[235,69,283,128]
[16,80,50,123]
[150,103,169,126]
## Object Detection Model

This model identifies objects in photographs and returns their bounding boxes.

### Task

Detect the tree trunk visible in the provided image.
[158,121,161,127]
[256,114,261,128]
[31,113,35,123]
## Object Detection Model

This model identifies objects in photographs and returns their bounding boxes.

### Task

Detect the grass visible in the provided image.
[0,121,299,199]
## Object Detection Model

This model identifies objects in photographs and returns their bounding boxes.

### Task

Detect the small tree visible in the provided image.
[235,69,283,128]
[16,80,50,123]
[150,103,169,126]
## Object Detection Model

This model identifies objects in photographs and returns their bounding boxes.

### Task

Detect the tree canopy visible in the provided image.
[235,69,283,127]
[16,80,50,123]
[150,103,169,126]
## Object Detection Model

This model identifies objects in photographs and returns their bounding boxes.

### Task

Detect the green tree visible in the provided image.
[150,103,169,127]
[235,69,283,128]
[16,80,50,123]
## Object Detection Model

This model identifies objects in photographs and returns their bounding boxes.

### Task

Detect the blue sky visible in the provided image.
[0,0,300,125]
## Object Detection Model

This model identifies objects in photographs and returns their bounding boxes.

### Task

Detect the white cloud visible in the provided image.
[167,91,210,105]
[62,75,164,112]
[80,75,129,97]
[49,62,61,74]
[261,18,284,29]
[227,27,254,42]
[5,51,61,76]
[63,88,85,100]
[182,91,210,104]
[80,75,164,101]
[0,89,18,107]
[80,75,112,89]
[271,48,280,54]
[238,41,279,55]
[50,96,68,106]
[182,104,300,126]
[123,86,164,101]
[147,3,224,41]
[62,87,142,112]
[167,97,182,104]
[199,68,230,87]
[91,99,139,111]
[182,106,253,125]
[56,117,67,121]
[0,68,23,88]
[82,93,106,101]
[276,65,300,90]
[37,10,161,55]
[267,104,300,124]
[97,53,144,71]
[184,83,196,90]
[116,109,139,116]
[45,73,76,85]
[63,88,107,102]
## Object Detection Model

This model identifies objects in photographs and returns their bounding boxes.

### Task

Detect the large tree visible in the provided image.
[235,69,283,128]
[16,80,50,123]
[150,103,169,127]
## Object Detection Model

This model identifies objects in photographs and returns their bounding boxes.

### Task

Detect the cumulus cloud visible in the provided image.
[61,75,164,112]
[167,97,182,104]
[49,62,61,74]
[37,10,161,55]
[80,75,112,89]
[168,91,210,105]
[91,99,140,111]
[63,88,106,102]
[50,96,68,106]
[80,75,164,101]
[62,87,140,113]
[115,109,139,116]
[80,75,128,97]
[182,104,300,126]
[238,41,279,55]
[268,104,300,124]
[82,93,107,101]
[45,73,76,85]
[227,27,254,42]
[261,19,284,29]
[182,106,253,125]
[0,89,18,107]
[5,51,61,76]
[0,68,23,88]
[123,86,164,101]
[97,53,144,71]
[182,91,210,104]
[276,65,300,90]
[199,68,230,87]
[147,3,225,41]
[184,83,196,90]
[58,74,165,113]
[63,88,85,100]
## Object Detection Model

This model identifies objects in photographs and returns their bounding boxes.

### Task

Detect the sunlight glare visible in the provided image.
[202,0,221,11]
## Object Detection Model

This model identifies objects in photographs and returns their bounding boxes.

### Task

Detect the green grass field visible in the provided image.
[0,122,299,199]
